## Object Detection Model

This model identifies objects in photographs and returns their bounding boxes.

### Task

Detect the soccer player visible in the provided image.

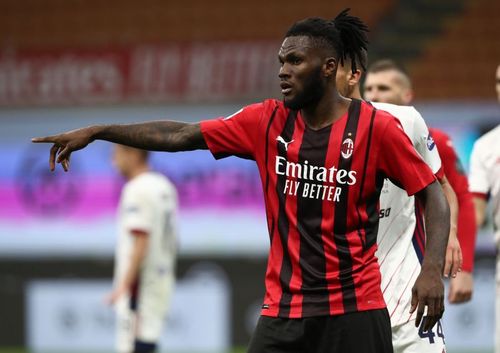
[336,55,462,353]
[107,144,177,353]
[363,60,477,304]
[468,63,500,353]
[32,10,450,353]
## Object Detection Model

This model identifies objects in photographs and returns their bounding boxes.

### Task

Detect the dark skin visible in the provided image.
[32,35,448,332]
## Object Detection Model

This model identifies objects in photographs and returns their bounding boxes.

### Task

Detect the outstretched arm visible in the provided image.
[410,180,450,332]
[32,121,207,171]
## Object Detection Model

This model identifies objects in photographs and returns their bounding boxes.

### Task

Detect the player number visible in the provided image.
[418,317,445,344]
[379,207,391,219]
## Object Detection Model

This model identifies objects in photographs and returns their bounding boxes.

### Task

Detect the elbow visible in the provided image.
[418,180,450,219]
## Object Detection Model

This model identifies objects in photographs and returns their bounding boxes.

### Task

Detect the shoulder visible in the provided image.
[363,102,400,129]
[127,172,174,197]
[223,99,285,123]
[474,125,500,149]
[262,99,288,117]
[370,102,418,121]
[429,128,450,143]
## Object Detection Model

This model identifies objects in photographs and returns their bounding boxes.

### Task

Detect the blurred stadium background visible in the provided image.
[0,0,498,352]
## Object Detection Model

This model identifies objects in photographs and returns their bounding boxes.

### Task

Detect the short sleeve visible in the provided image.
[431,129,469,193]
[200,102,264,160]
[468,140,490,197]
[378,116,436,196]
[121,187,154,235]
[412,110,442,176]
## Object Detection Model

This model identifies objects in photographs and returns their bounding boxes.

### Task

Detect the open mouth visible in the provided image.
[280,82,292,95]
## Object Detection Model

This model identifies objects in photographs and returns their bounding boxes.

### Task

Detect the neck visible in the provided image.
[126,164,150,181]
[351,85,362,100]
[301,89,351,130]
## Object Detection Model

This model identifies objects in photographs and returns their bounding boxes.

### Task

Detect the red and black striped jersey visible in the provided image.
[200,98,436,318]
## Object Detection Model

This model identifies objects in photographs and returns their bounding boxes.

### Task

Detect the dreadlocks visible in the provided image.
[333,8,369,73]
[285,9,369,74]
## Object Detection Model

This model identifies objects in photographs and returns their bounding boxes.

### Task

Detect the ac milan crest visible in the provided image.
[341,138,354,159]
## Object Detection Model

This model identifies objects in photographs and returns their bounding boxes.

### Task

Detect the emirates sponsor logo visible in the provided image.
[275,156,357,202]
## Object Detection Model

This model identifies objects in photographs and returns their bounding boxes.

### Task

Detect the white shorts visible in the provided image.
[115,276,174,353]
[392,318,446,353]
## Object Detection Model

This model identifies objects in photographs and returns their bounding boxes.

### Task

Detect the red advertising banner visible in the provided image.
[0,41,280,106]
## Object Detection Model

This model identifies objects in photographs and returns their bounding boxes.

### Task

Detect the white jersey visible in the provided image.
[372,102,442,327]
[115,171,177,287]
[114,171,177,352]
[469,124,500,243]
[469,125,500,353]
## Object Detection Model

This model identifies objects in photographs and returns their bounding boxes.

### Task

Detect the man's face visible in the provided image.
[496,65,500,102]
[363,70,411,105]
[112,144,139,177]
[278,36,328,110]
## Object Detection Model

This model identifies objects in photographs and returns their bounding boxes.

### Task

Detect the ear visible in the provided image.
[348,69,362,86]
[324,57,337,77]
[402,89,414,105]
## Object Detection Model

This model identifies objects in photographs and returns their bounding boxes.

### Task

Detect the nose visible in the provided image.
[279,63,290,80]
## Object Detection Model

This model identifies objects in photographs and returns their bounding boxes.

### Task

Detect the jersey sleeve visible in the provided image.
[468,140,490,199]
[200,102,265,160]
[121,186,155,235]
[432,129,476,272]
[378,115,436,196]
[412,110,443,177]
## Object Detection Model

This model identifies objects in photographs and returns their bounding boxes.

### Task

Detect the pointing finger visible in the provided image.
[32,136,57,143]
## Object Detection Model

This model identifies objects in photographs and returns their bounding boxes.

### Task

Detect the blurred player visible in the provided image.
[32,10,451,353]
[363,59,477,304]
[336,55,461,353]
[107,144,177,353]
[468,63,500,353]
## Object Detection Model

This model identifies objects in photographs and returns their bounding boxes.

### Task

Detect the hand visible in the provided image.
[410,264,444,332]
[443,229,462,278]
[32,126,96,172]
[448,271,473,304]
[105,284,129,306]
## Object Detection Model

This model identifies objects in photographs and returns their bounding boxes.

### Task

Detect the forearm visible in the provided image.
[457,193,477,272]
[121,237,148,289]
[440,177,458,237]
[473,197,487,228]
[419,181,451,270]
[91,121,206,152]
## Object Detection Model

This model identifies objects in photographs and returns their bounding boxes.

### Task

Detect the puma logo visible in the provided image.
[277,136,294,151]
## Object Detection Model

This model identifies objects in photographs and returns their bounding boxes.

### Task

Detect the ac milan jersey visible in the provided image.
[430,127,476,272]
[371,103,442,326]
[200,98,436,318]
[469,125,500,244]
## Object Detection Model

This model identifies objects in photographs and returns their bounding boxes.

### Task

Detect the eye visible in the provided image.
[292,57,302,65]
